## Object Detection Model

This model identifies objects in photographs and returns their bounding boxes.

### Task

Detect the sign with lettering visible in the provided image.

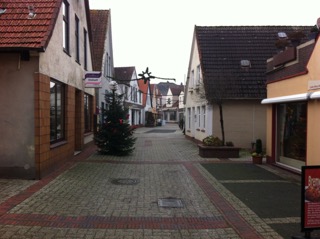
[308,80,320,91]
[301,166,320,231]
[84,71,102,88]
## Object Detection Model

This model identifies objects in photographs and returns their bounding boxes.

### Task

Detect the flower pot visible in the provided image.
[252,156,263,164]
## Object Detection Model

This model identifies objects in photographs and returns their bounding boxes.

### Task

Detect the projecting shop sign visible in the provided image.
[84,71,102,88]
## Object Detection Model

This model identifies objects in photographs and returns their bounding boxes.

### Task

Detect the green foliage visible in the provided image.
[202,135,223,146]
[94,91,136,156]
[252,138,263,156]
[255,139,262,154]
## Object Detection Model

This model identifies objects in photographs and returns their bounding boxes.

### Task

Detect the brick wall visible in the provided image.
[34,73,85,179]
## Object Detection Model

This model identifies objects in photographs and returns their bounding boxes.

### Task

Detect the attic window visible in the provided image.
[0,8,6,15]
[277,32,287,39]
[240,60,251,68]
[28,6,36,19]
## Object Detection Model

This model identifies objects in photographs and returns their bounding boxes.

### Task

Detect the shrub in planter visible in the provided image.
[251,139,263,164]
[202,135,223,146]
[199,135,239,158]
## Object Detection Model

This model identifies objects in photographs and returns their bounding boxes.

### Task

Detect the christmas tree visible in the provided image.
[94,88,136,156]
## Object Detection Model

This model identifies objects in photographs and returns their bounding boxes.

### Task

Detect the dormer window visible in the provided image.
[240,60,251,69]
[277,32,288,39]
[0,8,6,15]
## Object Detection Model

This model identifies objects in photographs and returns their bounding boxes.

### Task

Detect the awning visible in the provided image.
[261,93,309,104]
[310,91,320,99]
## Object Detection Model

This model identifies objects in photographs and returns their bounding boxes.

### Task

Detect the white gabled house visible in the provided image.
[114,67,143,126]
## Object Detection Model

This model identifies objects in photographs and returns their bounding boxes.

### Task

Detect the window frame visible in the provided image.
[84,93,92,133]
[62,0,70,54]
[83,28,88,70]
[50,79,65,144]
[75,14,80,63]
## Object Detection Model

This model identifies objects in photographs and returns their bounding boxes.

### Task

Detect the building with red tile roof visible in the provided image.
[0,0,94,179]
[90,9,114,128]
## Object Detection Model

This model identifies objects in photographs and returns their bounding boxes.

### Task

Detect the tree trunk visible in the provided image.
[219,103,225,145]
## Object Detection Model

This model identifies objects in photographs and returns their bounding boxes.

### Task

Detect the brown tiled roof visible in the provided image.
[266,41,316,83]
[195,25,312,100]
[137,79,149,106]
[0,0,62,51]
[114,66,136,85]
[157,82,184,96]
[90,9,109,71]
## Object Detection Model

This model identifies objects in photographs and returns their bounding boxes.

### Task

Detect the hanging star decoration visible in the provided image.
[138,67,175,84]
[106,67,175,84]
[138,67,155,84]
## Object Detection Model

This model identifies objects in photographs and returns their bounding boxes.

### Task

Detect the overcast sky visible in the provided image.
[89,0,320,85]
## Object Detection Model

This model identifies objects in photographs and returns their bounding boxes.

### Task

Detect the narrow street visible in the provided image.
[0,124,304,239]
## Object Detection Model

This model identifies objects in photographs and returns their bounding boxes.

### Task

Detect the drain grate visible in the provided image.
[110,178,140,185]
[158,198,184,208]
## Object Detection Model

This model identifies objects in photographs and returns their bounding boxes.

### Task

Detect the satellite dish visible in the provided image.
[317,17,320,29]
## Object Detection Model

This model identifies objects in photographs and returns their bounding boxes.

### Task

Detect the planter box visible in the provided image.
[198,144,240,158]
[252,156,263,164]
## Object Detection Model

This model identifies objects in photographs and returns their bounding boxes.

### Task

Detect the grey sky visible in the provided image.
[89,0,320,85]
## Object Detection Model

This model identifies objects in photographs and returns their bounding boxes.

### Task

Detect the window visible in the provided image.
[83,28,88,70]
[169,111,176,121]
[62,0,69,53]
[134,88,137,102]
[84,94,92,132]
[191,70,194,87]
[75,15,80,63]
[202,106,206,128]
[105,53,109,78]
[131,87,134,101]
[196,65,201,86]
[197,106,200,127]
[277,102,306,166]
[188,108,191,129]
[125,86,128,100]
[100,102,105,124]
[50,80,65,143]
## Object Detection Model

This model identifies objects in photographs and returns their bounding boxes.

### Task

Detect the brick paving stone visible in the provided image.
[0,124,299,238]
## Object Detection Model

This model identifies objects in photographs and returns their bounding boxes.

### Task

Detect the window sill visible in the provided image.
[84,131,93,136]
[50,140,67,149]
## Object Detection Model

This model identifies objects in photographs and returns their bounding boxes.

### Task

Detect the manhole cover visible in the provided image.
[158,198,184,208]
[110,178,140,185]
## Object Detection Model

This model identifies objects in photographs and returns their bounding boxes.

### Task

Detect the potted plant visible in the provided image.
[251,139,263,164]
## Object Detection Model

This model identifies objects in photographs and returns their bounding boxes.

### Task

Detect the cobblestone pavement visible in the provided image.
[0,124,303,238]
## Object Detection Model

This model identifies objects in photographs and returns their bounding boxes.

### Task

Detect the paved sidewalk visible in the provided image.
[0,124,305,238]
